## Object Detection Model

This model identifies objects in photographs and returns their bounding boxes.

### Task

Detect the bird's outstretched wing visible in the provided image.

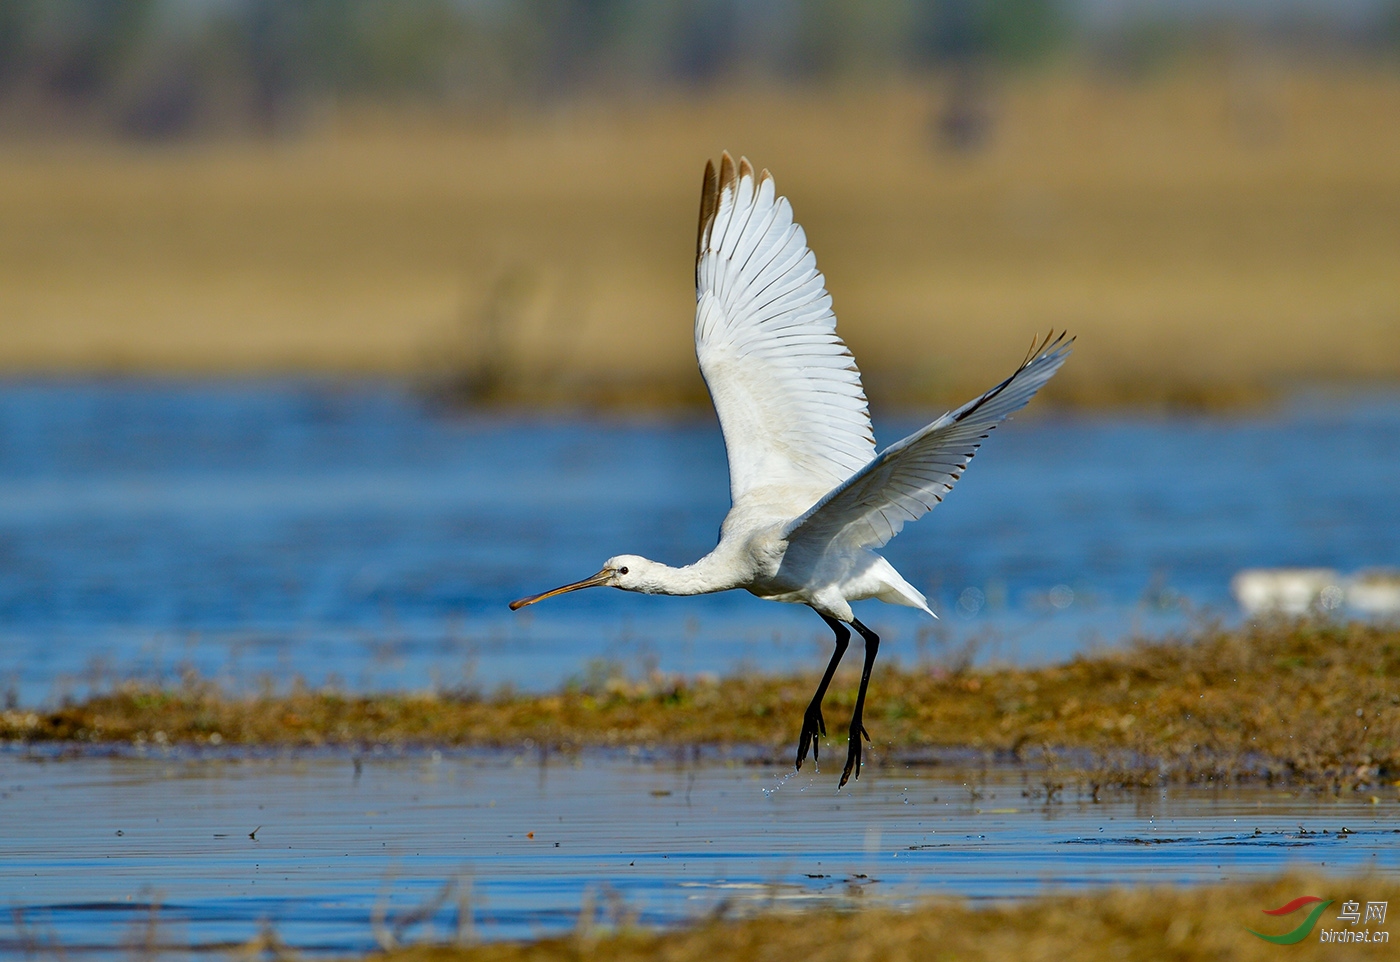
[783,333,1072,552]
[695,153,876,514]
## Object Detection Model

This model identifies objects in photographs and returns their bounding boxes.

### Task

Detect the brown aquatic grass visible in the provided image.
[2,65,1399,409]
[6,619,1398,789]
[362,873,1400,962]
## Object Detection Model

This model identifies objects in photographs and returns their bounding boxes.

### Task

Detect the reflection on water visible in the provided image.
[1,749,1395,959]
[0,381,1397,703]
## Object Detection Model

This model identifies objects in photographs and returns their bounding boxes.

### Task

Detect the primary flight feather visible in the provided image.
[512,153,1072,786]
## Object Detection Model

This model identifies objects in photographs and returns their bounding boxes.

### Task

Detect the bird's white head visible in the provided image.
[509,555,655,610]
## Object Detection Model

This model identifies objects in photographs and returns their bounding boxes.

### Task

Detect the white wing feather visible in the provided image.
[695,154,875,515]
[784,333,1073,552]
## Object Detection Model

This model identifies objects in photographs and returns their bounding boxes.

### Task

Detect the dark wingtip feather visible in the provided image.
[698,152,759,282]
[697,158,720,281]
[718,151,736,189]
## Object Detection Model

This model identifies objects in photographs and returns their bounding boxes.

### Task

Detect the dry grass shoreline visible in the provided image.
[351,874,1400,962]
[6,619,1397,791]
[2,66,1398,410]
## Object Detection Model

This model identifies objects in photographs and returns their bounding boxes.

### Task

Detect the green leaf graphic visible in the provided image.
[1247,900,1334,944]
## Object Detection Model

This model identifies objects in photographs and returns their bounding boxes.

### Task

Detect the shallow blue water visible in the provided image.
[2,750,1396,958]
[1,380,1397,704]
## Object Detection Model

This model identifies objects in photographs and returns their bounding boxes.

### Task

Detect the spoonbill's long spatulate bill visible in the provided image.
[512,153,1072,786]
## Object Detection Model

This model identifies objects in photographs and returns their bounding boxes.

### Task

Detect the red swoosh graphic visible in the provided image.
[1263,896,1325,916]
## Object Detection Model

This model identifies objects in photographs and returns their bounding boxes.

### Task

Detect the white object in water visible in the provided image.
[1346,569,1400,615]
[510,153,1072,786]
[1231,568,1343,615]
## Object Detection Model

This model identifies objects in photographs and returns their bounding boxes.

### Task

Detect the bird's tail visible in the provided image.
[876,562,938,619]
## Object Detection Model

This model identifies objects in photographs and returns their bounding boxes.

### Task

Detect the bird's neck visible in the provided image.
[633,554,741,596]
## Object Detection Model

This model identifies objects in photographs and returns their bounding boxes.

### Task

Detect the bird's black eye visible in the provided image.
[619,566,629,575]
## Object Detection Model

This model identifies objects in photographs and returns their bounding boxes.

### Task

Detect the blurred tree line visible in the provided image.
[0,0,1396,138]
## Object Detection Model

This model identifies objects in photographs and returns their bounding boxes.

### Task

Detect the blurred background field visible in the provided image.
[2,1,1399,407]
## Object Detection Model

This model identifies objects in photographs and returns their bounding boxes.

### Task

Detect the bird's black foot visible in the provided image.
[795,703,827,770]
[838,723,870,788]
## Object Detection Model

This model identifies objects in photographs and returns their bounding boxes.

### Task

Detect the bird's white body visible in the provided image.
[601,535,926,624]
[512,153,1071,783]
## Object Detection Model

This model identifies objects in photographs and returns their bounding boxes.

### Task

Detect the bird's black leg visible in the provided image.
[840,619,880,788]
[796,614,849,771]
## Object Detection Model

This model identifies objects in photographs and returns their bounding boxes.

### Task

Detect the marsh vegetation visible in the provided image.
[355,873,1400,962]
[8,619,1396,792]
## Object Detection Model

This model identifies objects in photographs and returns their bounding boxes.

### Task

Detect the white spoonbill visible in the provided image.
[512,153,1072,786]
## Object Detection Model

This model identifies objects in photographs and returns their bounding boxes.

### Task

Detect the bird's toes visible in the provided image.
[796,723,820,770]
[839,741,862,788]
